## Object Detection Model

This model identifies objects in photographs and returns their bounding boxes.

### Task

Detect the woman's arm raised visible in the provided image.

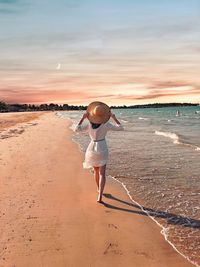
[74,112,89,132]
[78,112,88,125]
[107,113,124,131]
[111,113,121,125]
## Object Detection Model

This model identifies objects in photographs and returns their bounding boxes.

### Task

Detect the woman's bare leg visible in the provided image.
[97,165,106,203]
[93,167,100,191]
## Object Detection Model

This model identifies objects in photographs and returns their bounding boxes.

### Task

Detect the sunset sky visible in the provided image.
[0,0,200,105]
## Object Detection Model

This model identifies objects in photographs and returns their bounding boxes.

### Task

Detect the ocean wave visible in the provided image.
[55,112,64,118]
[155,130,200,152]
[155,130,180,144]
[120,119,129,123]
[138,117,149,120]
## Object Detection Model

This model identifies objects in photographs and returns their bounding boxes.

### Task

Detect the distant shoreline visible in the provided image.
[0,101,199,113]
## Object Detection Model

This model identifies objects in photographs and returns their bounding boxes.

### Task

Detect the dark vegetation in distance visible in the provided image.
[0,101,199,113]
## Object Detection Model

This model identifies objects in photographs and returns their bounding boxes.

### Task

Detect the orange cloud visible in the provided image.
[0,80,199,105]
[117,86,200,101]
[0,87,90,104]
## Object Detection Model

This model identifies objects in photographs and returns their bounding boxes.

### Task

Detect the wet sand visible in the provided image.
[0,112,195,267]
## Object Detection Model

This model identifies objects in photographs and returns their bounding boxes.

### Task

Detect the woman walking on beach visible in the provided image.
[75,101,124,203]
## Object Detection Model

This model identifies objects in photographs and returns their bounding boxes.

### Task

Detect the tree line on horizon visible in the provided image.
[0,101,199,113]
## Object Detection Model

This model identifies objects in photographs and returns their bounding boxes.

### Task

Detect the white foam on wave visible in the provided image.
[155,130,200,152]
[138,117,149,120]
[55,112,79,131]
[109,175,199,267]
[69,124,76,131]
[120,119,129,123]
[72,136,85,152]
[155,130,180,144]
[55,111,64,118]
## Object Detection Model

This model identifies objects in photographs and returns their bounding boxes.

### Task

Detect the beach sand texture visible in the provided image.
[0,112,195,267]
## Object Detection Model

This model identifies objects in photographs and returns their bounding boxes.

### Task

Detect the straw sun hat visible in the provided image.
[87,101,111,124]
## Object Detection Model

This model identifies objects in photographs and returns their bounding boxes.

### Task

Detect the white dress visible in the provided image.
[75,121,124,169]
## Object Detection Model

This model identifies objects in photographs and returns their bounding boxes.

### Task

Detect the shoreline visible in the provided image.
[110,176,199,267]
[0,111,195,267]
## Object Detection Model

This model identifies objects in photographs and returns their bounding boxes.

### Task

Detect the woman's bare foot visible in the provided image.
[97,194,102,203]
[97,194,102,202]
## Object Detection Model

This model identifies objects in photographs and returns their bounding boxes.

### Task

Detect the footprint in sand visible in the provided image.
[108,223,118,229]
[28,122,38,126]
[103,243,123,255]
[0,128,25,139]
[1,134,11,139]
[134,250,153,259]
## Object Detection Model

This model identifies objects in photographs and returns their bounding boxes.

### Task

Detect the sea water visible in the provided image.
[57,106,200,266]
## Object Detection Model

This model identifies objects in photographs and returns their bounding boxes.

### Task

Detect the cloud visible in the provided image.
[0,87,91,103]
[153,81,192,89]
[0,86,121,104]
[0,77,200,103]
[115,85,200,101]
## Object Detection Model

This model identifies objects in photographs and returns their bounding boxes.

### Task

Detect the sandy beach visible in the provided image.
[0,112,195,267]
